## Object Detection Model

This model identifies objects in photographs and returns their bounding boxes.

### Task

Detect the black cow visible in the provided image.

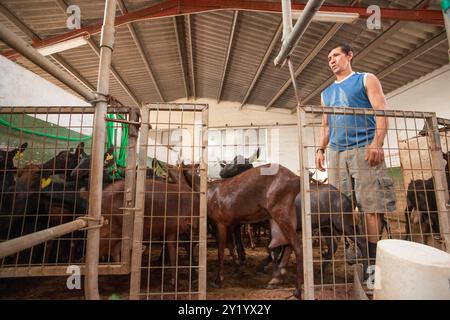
[404,152,450,242]
[266,183,367,287]
[0,142,28,193]
[214,148,260,266]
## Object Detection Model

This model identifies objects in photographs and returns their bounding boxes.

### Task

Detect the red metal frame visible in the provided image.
[2,0,445,59]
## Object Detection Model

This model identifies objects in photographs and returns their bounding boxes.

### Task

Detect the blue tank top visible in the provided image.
[321,72,376,151]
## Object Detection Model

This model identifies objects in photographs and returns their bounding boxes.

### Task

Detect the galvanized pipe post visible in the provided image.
[274,0,325,66]
[0,23,96,102]
[198,106,209,300]
[129,107,150,300]
[85,0,118,300]
[426,115,450,252]
[0,219,87,259]
[121,108,140,272]
[296,106,315,300]
[281,0,293,46]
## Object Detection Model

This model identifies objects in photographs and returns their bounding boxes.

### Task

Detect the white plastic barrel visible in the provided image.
[373,239,450,300]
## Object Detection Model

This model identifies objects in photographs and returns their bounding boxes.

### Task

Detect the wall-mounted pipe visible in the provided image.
[84,0,118,301]
[274,0,326,66]
[0,23,96,102]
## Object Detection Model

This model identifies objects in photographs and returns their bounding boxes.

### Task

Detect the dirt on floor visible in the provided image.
[0,235,362,300]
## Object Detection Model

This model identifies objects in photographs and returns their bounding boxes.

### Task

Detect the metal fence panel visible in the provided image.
[297,106,450,300]
[129,103,208,300]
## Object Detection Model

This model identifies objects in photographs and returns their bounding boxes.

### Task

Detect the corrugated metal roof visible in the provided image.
[0,0,448,110]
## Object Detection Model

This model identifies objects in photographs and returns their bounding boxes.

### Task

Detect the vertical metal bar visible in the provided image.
[121,108,139,271]
[85,0,117,300]
[281,0,293,45]
[297,107,314,300]
[130,107,150,300]
[426,115,450,252]
[198,106,209,300]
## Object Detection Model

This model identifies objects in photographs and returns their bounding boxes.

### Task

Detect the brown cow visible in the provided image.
[99,177,199,285]
[205,164,302,299]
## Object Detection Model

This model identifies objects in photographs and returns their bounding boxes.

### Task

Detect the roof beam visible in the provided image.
[2,1,444,59]
[265,23,342,111]
[0,2,95,93]
[173,16,189,99]
[52,0,141,107]
[377,31,447,79]
[217,11,238,103]
[0,3,38,40]
[86,38,141,107]
[187,14,196,99]
[239,22,282,110]
[50,54,96,91]
[117,0,165,102]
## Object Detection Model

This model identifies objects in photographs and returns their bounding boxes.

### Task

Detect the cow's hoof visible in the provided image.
[267,278,283,289]
[211,279,222,288]
[293,288,302,300]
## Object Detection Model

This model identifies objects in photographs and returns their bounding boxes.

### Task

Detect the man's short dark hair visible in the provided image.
[334,43,353,55]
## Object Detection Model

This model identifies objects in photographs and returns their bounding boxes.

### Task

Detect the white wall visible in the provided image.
[384,63,450,166]
[0,56,93,136]
[173,98,301,175]
[0,55,89,107]
[386,63,450,119]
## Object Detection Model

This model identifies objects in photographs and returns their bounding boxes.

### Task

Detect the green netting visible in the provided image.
[0,114,92,165]
[106,113,128,180]
[148,157,168,178]
[0,114,91,142]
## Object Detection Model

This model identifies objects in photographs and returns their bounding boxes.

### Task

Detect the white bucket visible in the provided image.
[373,239,450,300]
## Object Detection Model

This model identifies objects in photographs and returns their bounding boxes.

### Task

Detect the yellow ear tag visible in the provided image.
[14,151,24,160]
[41,177,52,189]
[106,153,113,161]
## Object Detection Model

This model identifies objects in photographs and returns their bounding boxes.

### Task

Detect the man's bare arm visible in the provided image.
[365,73,388,166]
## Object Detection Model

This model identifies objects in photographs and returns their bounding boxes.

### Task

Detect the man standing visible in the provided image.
[315,44,396,268]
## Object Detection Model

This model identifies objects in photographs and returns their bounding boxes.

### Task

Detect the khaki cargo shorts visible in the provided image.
[327,146,396,213]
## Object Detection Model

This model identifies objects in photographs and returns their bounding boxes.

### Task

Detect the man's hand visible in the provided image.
[365,141,384,167]
[316,150,326,172]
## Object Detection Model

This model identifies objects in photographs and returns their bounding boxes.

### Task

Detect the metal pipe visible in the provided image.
[129,107,150,300]
[274,0,326,66]
[3,1,444,60]
[121,108,139,273]
[296,106,315,300]
[0,22,96,102]
[0,219,87,259]
[85,0,118,301]
[426,116,450,252]
[281,0,293,46]
[198,106,209,300]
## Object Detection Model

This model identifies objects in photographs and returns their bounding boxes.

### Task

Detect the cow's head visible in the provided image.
[41,142,86,179]
[219,147,260,178]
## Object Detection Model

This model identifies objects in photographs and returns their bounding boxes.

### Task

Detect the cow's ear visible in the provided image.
[19,142,28,153]
[248,147,260,164]
[76,142,85,155]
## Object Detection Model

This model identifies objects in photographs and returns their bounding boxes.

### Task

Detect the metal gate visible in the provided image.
[0,106,136,277]
[297,105,450,300]
[129,103,208,300]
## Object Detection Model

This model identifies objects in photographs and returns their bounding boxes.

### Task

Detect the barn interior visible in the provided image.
[0,0,449,300]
